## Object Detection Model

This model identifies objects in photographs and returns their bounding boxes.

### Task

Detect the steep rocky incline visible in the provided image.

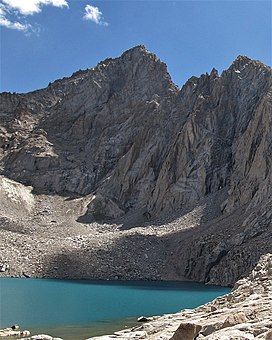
[1,46,179,199]
[0,46,271,285]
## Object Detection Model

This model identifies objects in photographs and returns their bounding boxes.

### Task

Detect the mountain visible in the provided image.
[0,45,271,285]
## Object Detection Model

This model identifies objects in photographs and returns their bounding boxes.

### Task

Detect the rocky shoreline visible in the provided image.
[0,326,30,338]
[0,330,62,340]
[3,253,270,340]
[88,254,272,340]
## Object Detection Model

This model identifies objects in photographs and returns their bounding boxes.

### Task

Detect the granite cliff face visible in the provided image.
[0,46,271,285]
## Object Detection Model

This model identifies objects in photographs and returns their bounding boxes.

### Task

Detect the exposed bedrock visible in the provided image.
[0,46,271,285]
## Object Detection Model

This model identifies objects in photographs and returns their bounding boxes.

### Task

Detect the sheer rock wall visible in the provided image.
[0,46,271,285]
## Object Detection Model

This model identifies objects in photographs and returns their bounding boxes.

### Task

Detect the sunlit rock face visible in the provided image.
[0,46,271,285]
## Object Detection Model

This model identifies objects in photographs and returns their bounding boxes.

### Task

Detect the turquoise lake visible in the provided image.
[0,278,231,339]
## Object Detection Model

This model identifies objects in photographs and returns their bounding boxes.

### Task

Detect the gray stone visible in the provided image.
[137,316,152,322]
[170,322,202,340]
[0,46,271,287]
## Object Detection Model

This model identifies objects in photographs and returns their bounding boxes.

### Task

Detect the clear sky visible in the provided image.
[0,0,271,93]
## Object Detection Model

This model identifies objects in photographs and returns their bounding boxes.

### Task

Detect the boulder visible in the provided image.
[170,322,202,340]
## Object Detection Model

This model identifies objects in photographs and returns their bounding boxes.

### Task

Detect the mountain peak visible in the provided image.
[235,55,251,62]
[229,55,252,70]
[120,45,158,62]
[226,55,270,76]
[0,47,271,288]
[122,45,149,55]
[95,45,161,71]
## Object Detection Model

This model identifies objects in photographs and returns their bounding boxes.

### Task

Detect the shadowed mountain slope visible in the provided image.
[0,46,271,285]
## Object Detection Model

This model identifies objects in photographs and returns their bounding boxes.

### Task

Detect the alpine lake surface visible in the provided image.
[0,278,231,340]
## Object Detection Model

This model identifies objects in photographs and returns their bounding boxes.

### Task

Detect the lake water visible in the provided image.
[0,278,231,339]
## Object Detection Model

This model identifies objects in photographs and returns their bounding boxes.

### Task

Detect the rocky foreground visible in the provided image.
[89,254,272,340]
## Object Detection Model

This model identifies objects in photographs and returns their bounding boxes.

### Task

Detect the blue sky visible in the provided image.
[0,0,271,93]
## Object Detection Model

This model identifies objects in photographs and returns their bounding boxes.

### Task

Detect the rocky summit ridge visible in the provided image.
[0,45,271,286]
